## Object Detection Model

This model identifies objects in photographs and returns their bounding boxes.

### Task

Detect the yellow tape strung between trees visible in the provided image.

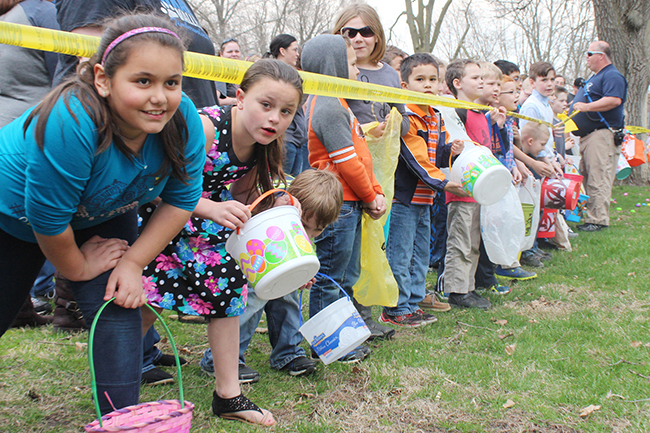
[0,21,555,126]
[3,21,646,133]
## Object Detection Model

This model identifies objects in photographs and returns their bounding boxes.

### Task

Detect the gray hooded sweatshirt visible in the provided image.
[301,35,355,157]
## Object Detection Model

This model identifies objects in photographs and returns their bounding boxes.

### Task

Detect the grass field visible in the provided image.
[1,185,649,433]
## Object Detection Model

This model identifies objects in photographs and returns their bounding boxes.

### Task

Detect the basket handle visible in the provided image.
[235,188,296,235]
[88,300,185,427]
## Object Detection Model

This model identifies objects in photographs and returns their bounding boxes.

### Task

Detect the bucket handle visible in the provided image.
[449,140,482,168]
[236,188,296,235]
[88,300,185,427]
[298,273,350,326]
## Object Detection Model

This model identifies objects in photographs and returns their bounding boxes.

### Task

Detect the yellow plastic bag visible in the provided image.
[353,108,402,307]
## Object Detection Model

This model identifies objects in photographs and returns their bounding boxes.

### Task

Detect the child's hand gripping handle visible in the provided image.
[236,188,296,235]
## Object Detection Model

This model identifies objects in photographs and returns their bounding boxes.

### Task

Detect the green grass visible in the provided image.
[2,186,650,432]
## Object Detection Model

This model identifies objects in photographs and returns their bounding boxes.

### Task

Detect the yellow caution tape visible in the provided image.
[1,21,644,132]
[627,126,650,135]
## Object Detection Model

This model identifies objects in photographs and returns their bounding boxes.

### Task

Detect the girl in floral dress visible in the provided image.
[140,59,303,426]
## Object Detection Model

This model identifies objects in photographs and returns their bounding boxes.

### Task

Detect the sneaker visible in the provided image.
[414,309,438,325]
[479,284,511,295]
[337,345,370,364]
[379,311,424,327]
[141,367,174,385]
[238,364,261,383]
[436,291,449,302]
[283,356,316,377]
[154,353,188,367]
[448,291,491,310]
[495,266,537,280]
[534,249,553,261]
[418,291,451,312]
[577,223,606,232]
[31,297,52,315]
[520,251,544,268]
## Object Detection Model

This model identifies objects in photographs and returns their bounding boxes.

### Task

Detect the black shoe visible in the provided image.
[365,318,396,341]
[238,364,260,383]
[282,356,316,377]
[153,353,188,367]
[577,223,606,232]
[337,345,370,364]
[448,292,491,310]
[141,367,174,385]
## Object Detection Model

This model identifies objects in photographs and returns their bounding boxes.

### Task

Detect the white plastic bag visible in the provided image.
[518,179,541,251]
[480,184,525,267]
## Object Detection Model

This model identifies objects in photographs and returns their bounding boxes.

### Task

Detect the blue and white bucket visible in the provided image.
[299,274,371,365]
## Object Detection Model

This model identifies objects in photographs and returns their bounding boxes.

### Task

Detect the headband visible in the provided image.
[101,27,182,66]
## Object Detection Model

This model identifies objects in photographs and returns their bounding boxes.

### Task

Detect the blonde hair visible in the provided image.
[287,170,343,228]
[480,61,503,81]
[521,122,550,143]
[332,4,385,65]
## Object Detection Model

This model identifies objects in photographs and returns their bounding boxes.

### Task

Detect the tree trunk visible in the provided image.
[592,0,650,185]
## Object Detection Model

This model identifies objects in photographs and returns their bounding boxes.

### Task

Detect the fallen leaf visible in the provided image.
[75,342,87,351]
[631,341,643,348]
[573,275,579,280]
[580,254,589,258]
[495,319,508,326]
[28,390,41,401]
[499,332,514,340]
[579,404,601,418]
[503,399,516,408]
[628,272,636,277]
[435,391,442,401]
[620,290,628,295]
[528,319,538,323]
[505,344,516,356]
[255,327,268,334]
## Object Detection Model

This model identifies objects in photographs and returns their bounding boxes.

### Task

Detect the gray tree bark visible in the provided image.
[592,0,650,185]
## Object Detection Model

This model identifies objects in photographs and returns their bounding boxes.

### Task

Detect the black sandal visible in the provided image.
[212,391,274,426]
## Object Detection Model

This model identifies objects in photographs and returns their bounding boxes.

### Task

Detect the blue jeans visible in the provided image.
[200,287,306,371]
[142,326,163,373]
[309,201,362,319]
[31,261,56,297]
[385,202,430,316]
[283,142,304,176]
[67,210,142,416]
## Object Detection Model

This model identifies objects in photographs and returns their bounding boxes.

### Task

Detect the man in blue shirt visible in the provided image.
[570,41,627,232]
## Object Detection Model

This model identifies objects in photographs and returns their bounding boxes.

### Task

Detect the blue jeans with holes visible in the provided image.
[200,287,306,371]
[309,201,362,319]
[384,202,430,316]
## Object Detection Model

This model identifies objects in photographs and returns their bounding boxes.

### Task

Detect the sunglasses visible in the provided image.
[221,38,238,47]
[586,51,605,57]
[340,26,374,38]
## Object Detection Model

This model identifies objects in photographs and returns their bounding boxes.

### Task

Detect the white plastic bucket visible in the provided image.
[300,295,370,365]
[616,153,631,180]
[451,144,512,206]
[225,190,320,300]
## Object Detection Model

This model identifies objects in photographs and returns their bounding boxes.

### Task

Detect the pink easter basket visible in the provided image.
[85,301,193,432]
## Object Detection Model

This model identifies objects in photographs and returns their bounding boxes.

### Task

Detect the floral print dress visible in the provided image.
[140,106,255,318]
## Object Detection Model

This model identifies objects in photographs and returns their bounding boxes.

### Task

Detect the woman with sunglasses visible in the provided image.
[332,4,409,341]
[217,38,242,106]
